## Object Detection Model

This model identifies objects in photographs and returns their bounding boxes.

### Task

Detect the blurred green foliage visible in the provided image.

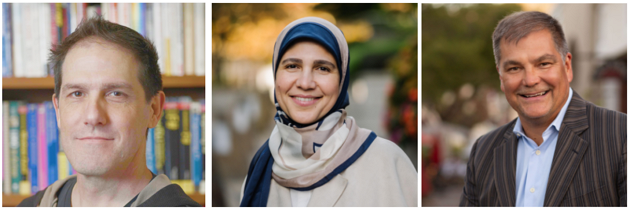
[422,4,521,105]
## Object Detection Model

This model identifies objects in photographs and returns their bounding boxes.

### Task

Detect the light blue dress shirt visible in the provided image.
[514,88,573,207]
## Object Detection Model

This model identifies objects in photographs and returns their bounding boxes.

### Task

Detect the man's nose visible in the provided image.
[522,67,541,87]
[84,97,107,126]
[296,68,316,90]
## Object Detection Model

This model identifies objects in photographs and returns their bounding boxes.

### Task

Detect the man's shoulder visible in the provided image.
[16,189,47,207]
[138,183,202,207]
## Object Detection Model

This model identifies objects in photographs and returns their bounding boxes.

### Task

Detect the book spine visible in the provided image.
[3,101,10,193]
[190,101,201,190]
[152,3,163,74]
[62,3,68,40]
[154,108,165,175]
[37,103,47,190]
[22,4,39,78]
[9,101,20,193]
[138,3,146,37]
[46,101,58,185]
[55,4,63,45]
[172,3,183,76]
[179,98,191,181]
[183,3,194,76]
[200,100,205,194]
[193,3,205,76]
[131,3,138,32]
[161,4,171,76]
[25,104,36,195]
[39,3,51,77]
[69,3,77,33]
[3,3,12,78]
[164,100,180,180]
[11,3,22,78]
[146,127,156,174]
[57,150,68,180]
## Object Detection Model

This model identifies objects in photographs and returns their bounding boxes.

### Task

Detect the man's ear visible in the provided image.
[497,66,505,93]
[52,94,61,129]
[148,91,166,128]
[564,52,573,83]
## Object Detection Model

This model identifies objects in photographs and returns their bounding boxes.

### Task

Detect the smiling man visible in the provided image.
[17,17,200,207]
[460,11,626,207]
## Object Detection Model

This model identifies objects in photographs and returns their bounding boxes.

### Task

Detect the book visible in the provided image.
[146,127,157,174]
[154,107,165,175]
[11,3,22,78]
[164,100,180,180]
[3,101,10,193]
[57,150,69,180]
[9,101,21,193]
[190,101,201,192]
[3,3,12,78]
[37,103,48,191]
[200,100,205,194]
[178,97,192,193]
[39,3,51,78]
[27,104,38,194]
[183,3,194,76]
[193,3,205,76]
[18,104,30,195]
[46,101,59,186]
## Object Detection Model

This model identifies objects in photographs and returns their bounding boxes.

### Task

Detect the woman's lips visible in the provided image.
[291,96,320,106]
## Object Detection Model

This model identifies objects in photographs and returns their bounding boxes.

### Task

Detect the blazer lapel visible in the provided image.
[543,93,590,206]
[493,122,518,207]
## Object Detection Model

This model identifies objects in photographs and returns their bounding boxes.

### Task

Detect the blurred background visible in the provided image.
[212,3,418,207]
[422,3,626,206]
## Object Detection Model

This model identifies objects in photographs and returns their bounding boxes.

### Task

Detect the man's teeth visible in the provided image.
[295,97,314,102]
[524,91,547,98]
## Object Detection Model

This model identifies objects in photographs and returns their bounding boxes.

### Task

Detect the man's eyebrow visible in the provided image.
[534,54,557,63]
[501,60,522,70]
[314,60,336,69]
[281,58,302,65]
[61,82,133,92]
[101,82,133,90]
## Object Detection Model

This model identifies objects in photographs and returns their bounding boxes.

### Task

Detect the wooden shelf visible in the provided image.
[3,192,205,207]
[3,76,205,89]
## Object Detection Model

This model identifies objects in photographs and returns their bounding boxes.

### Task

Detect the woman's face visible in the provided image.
[276,41,340,125]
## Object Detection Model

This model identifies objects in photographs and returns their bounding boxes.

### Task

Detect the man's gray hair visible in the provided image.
[492,11,569,67]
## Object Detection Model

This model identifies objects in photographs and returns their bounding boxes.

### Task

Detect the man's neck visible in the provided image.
[520,119,551,146]
[71,160,153,207]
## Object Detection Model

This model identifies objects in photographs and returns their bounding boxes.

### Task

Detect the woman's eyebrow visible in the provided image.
[314,60,336,69]
[281,58,302,65]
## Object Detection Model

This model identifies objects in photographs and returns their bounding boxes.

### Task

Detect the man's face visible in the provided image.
[497,29,573,125]
[53,38,158,176]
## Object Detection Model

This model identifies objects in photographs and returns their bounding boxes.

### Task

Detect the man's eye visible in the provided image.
[71,91,83,97]
[540,62,551,67]
[109,91,123,97]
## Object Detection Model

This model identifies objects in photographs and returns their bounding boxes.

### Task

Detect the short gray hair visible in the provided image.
[492,11,569,67]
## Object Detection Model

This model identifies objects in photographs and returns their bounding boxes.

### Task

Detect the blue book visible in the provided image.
[45,101,58,185]
[2,3,12,78]
[146,127,157,174]
[138,3,146,36]
[190,101,202,189]
[27,104,38,194]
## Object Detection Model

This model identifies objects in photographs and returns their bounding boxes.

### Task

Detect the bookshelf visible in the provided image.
[3,192,206,207]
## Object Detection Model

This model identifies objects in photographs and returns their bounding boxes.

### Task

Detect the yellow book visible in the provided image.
[58,152,69,180]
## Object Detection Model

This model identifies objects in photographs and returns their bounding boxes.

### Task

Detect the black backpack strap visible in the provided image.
[17,188,47,207]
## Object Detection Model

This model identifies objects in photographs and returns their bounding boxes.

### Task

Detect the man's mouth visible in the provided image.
[520,90,549,98]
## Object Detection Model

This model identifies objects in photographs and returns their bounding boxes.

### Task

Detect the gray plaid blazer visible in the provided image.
[460,92,626,206]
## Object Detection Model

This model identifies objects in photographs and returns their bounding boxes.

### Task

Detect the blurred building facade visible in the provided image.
[553,4,627,113]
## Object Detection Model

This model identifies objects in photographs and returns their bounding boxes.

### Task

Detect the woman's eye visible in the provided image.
[286,64,298,69]
[317,66,331,72]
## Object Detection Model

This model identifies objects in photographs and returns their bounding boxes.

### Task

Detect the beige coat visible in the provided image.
[242,137,418,207]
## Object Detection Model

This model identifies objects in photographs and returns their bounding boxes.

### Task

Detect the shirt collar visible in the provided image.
[513,88,574,137]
